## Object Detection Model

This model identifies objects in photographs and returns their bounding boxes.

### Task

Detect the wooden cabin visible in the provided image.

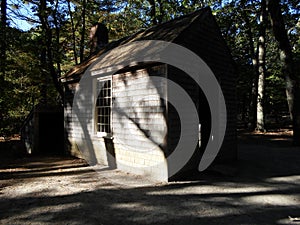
[62,7,237,182]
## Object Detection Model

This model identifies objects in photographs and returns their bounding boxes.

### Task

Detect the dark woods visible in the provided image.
[0,0,299,145]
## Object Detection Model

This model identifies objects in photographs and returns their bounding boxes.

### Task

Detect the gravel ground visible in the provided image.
[0,131,299,225]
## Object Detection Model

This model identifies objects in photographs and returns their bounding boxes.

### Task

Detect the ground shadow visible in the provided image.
[0,131,299,225]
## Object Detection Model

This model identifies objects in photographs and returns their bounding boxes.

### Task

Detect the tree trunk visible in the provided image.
[267,0,300,145]
[0,0,7,126]
[157,0,164,24]
[256,0,267,132]
[67,0,78,65]
[54,0,62,78]
[79,0,86,63]
[38,0,64,100]
[148,0,157,25]
[241,6,258,130]
[0,0,7,76]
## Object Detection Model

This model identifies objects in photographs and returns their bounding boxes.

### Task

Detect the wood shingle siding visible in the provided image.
[62,7,237,182]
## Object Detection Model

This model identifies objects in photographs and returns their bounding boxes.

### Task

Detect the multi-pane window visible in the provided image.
[95,77,112,135]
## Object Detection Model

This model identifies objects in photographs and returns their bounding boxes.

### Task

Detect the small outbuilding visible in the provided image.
[21,104,64,155]
[62,7,237,182]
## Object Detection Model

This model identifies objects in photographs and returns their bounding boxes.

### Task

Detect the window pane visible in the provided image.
[96,77,112,133]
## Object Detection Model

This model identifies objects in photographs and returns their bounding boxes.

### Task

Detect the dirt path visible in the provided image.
[0,131,299,225]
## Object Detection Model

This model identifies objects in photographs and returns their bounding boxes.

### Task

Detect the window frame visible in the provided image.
[94,76,113,138]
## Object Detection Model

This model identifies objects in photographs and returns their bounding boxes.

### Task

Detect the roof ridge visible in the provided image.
[62,7,212,79]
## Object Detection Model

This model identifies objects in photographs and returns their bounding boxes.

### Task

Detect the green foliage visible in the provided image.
[0,0,299,135]
[0,28,46,135]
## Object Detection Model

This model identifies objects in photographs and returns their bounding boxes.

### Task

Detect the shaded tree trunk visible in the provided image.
[157,0,164,24]
[67,0,78,65]
[0,0,6,76]
[267,0,300,145]
[0,0,7,126]
[256,0,267,132]
[38,0,64,100]
[79,0,86,63]
[148,0,157,25]
[53,0,62,77]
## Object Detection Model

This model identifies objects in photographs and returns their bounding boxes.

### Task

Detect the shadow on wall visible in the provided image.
[104,137,117,169]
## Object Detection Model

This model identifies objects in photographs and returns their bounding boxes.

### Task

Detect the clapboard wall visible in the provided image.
[174,8,237,165]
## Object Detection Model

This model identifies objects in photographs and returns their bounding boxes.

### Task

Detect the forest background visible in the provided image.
[0,0,299,144]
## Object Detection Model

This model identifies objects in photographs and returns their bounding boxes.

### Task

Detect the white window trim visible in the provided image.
[94,76,113,138]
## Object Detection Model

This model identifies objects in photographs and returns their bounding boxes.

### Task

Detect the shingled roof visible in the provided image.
[62,7,212,81]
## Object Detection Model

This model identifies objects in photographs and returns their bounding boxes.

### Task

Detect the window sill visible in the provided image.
[96,132,114,139]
